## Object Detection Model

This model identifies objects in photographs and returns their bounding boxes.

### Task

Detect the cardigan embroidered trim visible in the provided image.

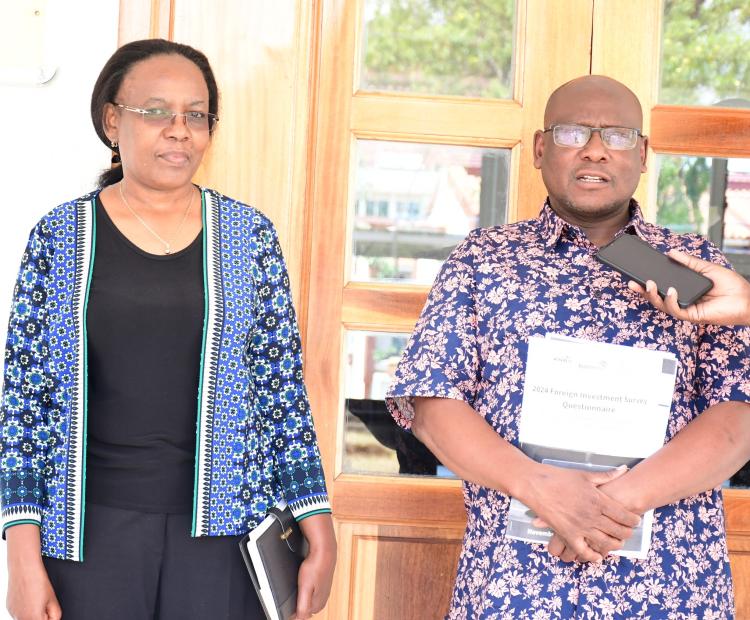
[193,189,220,536]
[0,188,330,561]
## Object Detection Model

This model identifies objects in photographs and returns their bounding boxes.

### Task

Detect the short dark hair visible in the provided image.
[90,38,219,187]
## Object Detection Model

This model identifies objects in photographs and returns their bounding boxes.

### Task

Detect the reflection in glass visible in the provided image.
[655,154,750,487]
[351,140,510,284]
[731,469,750,489]
[360,0,516,99]
[660,1,750,106]
[342,331,452,478]
[655,155,750,266]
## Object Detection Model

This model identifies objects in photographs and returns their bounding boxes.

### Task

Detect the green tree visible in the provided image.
[362,0,515,98]
[656,156,710,234]
[661,0,750,105]
[657,2,748,232]
[363,1,746,235]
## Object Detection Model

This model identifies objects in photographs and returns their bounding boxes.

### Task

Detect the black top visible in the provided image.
[85,197,204,513]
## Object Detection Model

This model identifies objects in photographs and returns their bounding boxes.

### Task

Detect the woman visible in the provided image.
[1,39,335,620]
[629,249,750,326]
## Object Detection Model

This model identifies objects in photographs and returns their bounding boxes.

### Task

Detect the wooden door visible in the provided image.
[306,1,596,618]
[117,1,750,617]
[592,1,750,616]
[307,1,750,618]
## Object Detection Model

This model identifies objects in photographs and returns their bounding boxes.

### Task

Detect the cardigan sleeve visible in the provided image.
[248,222,331,522]
[0,220,54,535]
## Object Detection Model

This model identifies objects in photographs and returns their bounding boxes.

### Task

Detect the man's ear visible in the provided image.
[533,129,545,170]
[640,135,649,173]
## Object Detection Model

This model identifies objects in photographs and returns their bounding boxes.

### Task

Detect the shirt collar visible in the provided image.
[538,199,651,249]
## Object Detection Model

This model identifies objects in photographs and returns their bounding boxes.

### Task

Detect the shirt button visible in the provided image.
[591,289,602,299]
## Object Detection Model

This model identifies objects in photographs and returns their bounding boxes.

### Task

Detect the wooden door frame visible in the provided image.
[307,0,600,515]
[593,0,750,613]
[306,1,600,617]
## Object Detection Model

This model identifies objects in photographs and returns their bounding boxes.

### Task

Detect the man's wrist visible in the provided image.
[601,476,648,515]
[506,459,545,506]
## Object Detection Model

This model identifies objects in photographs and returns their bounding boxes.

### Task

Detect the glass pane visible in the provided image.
[655,154,750,486]
[351,140,510,284]
[655,155,750,269]
[660,1,750,106]
[360,0,516,99]
[342,330,455,478]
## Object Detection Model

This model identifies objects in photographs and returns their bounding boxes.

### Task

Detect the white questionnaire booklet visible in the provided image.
[505,334,678,559]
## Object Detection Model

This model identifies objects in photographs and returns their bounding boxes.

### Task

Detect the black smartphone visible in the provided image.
[595,234,713,309]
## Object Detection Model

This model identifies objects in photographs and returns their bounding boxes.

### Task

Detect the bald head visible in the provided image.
[544,75,643,130]
[533,74,649,236]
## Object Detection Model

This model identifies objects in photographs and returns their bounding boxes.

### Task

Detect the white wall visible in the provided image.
[0,1,119,615]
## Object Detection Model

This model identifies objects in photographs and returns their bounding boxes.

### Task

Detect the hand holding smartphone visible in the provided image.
[595,234,713,309]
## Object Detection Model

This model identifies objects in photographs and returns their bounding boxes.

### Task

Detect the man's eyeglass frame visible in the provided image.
[543,124,644,150]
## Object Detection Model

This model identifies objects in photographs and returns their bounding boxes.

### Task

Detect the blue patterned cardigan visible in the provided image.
[0,188,330,561]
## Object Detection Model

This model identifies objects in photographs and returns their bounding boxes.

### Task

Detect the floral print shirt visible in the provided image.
[386,202,750,619]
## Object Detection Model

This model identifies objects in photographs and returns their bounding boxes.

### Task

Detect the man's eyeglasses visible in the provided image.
[543,124,643,150]
[114,103,219,132]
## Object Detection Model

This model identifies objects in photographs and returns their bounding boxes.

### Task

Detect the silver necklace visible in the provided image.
[118,181,195,255]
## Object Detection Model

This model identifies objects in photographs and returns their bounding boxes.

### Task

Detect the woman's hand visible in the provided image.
[6,525,61,620]
[7,561,61,620]
[293,514,337,619]
[628,249,750,326]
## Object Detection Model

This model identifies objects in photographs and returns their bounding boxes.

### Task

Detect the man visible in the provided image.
[386,75,750,619]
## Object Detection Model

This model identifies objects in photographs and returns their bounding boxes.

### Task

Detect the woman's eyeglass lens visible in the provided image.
[114,103,219,132]
[545,124,641,150]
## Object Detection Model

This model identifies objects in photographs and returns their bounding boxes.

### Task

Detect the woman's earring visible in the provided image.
[109,139,121,165]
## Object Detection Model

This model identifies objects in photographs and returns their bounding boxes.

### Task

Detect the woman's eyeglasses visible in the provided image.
[114,103,219,132]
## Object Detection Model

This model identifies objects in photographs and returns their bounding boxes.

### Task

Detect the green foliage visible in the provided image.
[363,0,750,103]
[366,256,401,280]
[662,0,750,105]
[362,0,746,234]
[372,336,405,363]
[657,2,747,231]
[362,0,515,98]
[656,156,711,233]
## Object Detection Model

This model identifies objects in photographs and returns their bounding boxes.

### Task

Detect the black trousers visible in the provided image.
[43,503,265,620]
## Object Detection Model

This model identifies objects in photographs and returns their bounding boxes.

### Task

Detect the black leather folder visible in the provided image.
[239,503,308,620]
